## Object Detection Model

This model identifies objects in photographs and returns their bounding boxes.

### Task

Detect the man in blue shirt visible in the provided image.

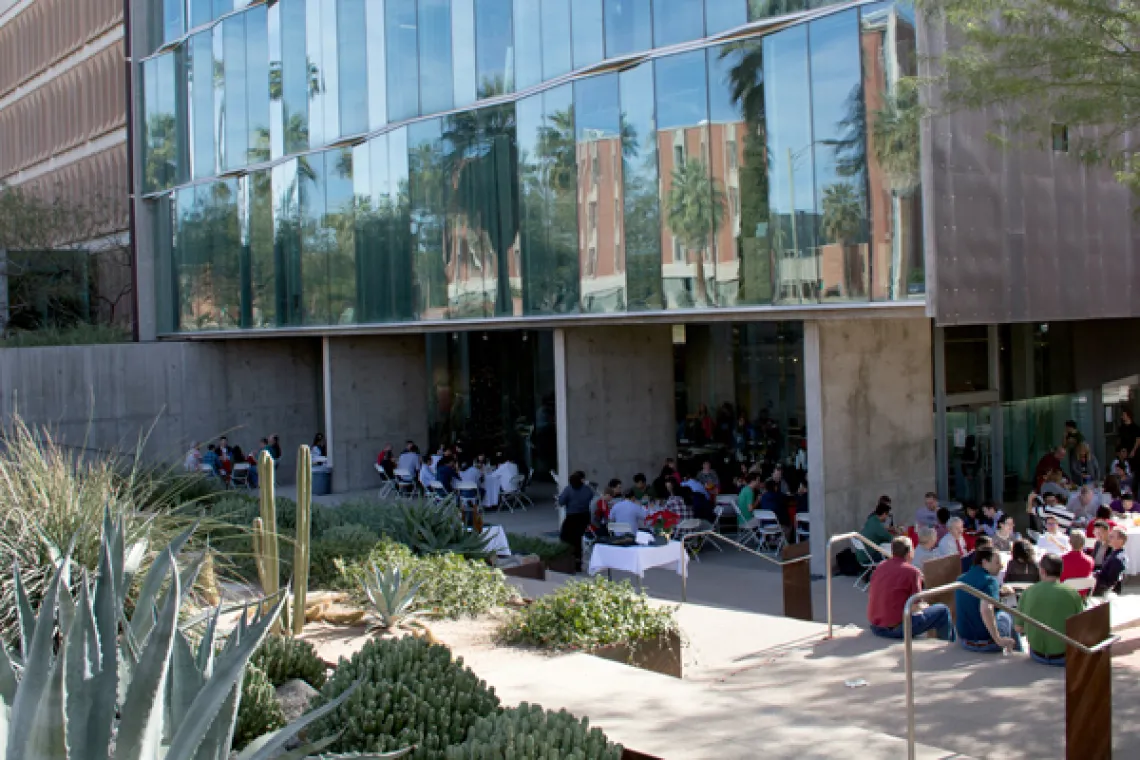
[955,546,1021,654]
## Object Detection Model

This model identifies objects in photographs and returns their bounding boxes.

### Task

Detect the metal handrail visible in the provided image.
[825,531,891,637]
[677,530,810,602]
[902,582,1119,760]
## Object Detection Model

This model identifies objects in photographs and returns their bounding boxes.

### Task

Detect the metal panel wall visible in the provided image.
[19,143,129,240]
[0,45,126,179]
[0,0,122,99]
[919,15,1140,326]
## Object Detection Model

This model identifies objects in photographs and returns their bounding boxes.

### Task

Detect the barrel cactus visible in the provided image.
[233,663,286,749]
[313,635,501,758]
[252,634,328,688]
[446,703,623,760]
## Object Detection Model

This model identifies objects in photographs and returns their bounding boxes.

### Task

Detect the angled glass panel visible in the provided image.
[213,26,226,173]
[619,61,663,310]
[366,0,388,129]
[213,0,232,20]
[143,53,181,193]
[708,41,772,305]
[246,4,271,163]
[188,31,216,179]
[356,131,416,322]
[706,0,746,35]
[656,50,717,309]
[388,127,416,318]
[305,0,325,146]
[571,0,604,71]
[162,0,185,46]
[153,195,175,334]
[810,10,869,303]
[387,0,420,121]
[475,0,513,98]
[408,119,448,318]
[212,179,243,330]
[338,0,369,136]
[513,0,542,90]
[327,148,358,323]
[749,0,809,22]
[654,0,704,48]
[419,0,454,115]
[269,1,285,159]
[321,0,341,140]
[763,24,816,304]
[300,151,330,323]
[541,0,572,80]
[249,168,277,326]
[189,0,213,29]
[453,0,479,107]
[604,0,651,58]
[222,15,248,171]
[574,74,625,313]
[272,159,304,324]
[279,0,311,154]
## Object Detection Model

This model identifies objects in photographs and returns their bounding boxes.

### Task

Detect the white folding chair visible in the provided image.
[427,480,457,509]
[374,463,396,499]
[851,537,882,592]
[394,469,418,500]
[199,463,216,477]
[608,522,634,536]
[1063,576,1096,593]
[230,463,252,490]
[673,518,711,561]
[796,513,811,543]
[500,473,532,512]
[732,504,761,549]
[456,481,481,513]
[755,509,786,556]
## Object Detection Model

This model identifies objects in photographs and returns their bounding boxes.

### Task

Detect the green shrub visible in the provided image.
[324,498,403,536]
[313,635,501,758]
[309,531,379,587]
[446,703,622,760]
[338,540,517,619]
[499,576,678,652]
[233,663,287,750]
[252,634,328,688]
[505,533,572,561]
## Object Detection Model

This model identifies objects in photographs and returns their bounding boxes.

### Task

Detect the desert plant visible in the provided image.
[338,541,517,619]
[323,523,381,544]
[313,635,502,758]
[293,444,313,635]
[0,509,376,760]
[499,576,678,652]
[256,449,281,628]
[504,534,572,562]
[233,663,286,749]
[445,703,622,759]
[361,564,425,631]
[309,533,378,587]
[252,634,328,689]
[390,502,491,557]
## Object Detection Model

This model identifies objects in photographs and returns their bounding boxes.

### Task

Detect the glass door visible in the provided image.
[945,404,993,505]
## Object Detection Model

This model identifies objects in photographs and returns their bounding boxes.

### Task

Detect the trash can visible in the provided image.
[312,466,332,496]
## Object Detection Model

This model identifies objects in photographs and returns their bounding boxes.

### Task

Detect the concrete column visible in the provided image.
[553,328,569,484]
[328,334,428,492]
[563,325,676,485]
[805,317,936,575]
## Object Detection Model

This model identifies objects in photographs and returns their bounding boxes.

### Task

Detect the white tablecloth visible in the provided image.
[1124,524,1140,575]
[482,525,511,557]
[588,540,688,578]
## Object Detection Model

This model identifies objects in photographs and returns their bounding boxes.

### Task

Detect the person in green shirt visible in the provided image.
[858,502,895,563]
[1016,553,1085,666]
[737,473,761,522]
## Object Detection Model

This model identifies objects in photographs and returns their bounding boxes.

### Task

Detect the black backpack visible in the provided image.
[835,547,864,577]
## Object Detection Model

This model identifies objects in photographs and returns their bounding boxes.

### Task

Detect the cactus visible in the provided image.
[0,509,373,760]
[361,564,424,631]
[294,443,313,635]
[445,703,623,760]
[313,635,501,758]
[258,449,281,631]
[233,663,286,750]
[252,634,328,689]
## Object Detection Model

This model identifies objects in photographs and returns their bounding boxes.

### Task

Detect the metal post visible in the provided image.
[934,326,949,498]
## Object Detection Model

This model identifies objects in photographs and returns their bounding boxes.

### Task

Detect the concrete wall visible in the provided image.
[806,317,935,573]
[563,325,676,485]
[327,335,428,492]
[0,339,321,482]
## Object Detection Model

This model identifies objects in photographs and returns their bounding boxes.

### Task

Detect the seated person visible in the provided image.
[937,516,968,557]
[630,473,651,502]
[737,473,761,523]
[1004,539,1041,584]
[912,527,940,568]
[1067,485,1101,523]
[1029,490,1075,533]
[1017,554,1086,666]
[867,536,954,641]
[608,492,649,532]
[859,501,895,563]
[435,457,458,493]
[460,460,483,486]
[696,460,721,493]
[979,501,1001,537]
[1036,515,1071,557]
[759,479,791,531]
[202,444,219,473]
[1086,505,1117,538]
[593,479,622,527]
[934,507,951,542]
[961,534,993,573]
[955,546,1021,654]
[1093,528,1130,597]
[418,455,436,489]
[991,514,1019,552]
[962,502,980,532]
[1060,531,1095,590]
[915,492,940,530]
[1090,520,1112,569]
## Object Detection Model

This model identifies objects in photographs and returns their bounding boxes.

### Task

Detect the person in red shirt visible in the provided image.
[1033,445,1067,491]
[867,536,955,640]
[1085,505,1117,539]
[1060,532,1095,596]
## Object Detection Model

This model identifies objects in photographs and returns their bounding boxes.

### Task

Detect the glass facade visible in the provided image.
[141,0,924,333]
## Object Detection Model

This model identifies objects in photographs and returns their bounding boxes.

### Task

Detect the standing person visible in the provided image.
[311,433,326,458]
[269,434,282,461]
[955,547,1021,654]
[1017,554,1086,666]
[184,443,203,472]
[867,537,955,641]
[558,471,594,572]
[1119,408,1140,476]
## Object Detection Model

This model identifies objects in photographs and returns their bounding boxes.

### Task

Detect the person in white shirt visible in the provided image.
[1036,515,1072,556]
[912,527,940,568]
[461,462,483,485]
[682,476,708,498]
[915,492,940,530]
[1066,486,1099,523]
[418,456,436,489]
[1029,491,1075,532]
[493,455,520,490]
[937,516,968,557]
[397,441,421,477]
[608,495,648,531]
[184,443,203,472]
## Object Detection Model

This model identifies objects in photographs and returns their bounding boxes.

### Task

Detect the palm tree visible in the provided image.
[665,158,726,306]
[821,182,864,296]
[870,77,921,299]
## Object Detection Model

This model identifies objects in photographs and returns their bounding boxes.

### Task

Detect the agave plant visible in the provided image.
[361,565,424,632]
[392,502,491,557]
[0,509,407,760]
